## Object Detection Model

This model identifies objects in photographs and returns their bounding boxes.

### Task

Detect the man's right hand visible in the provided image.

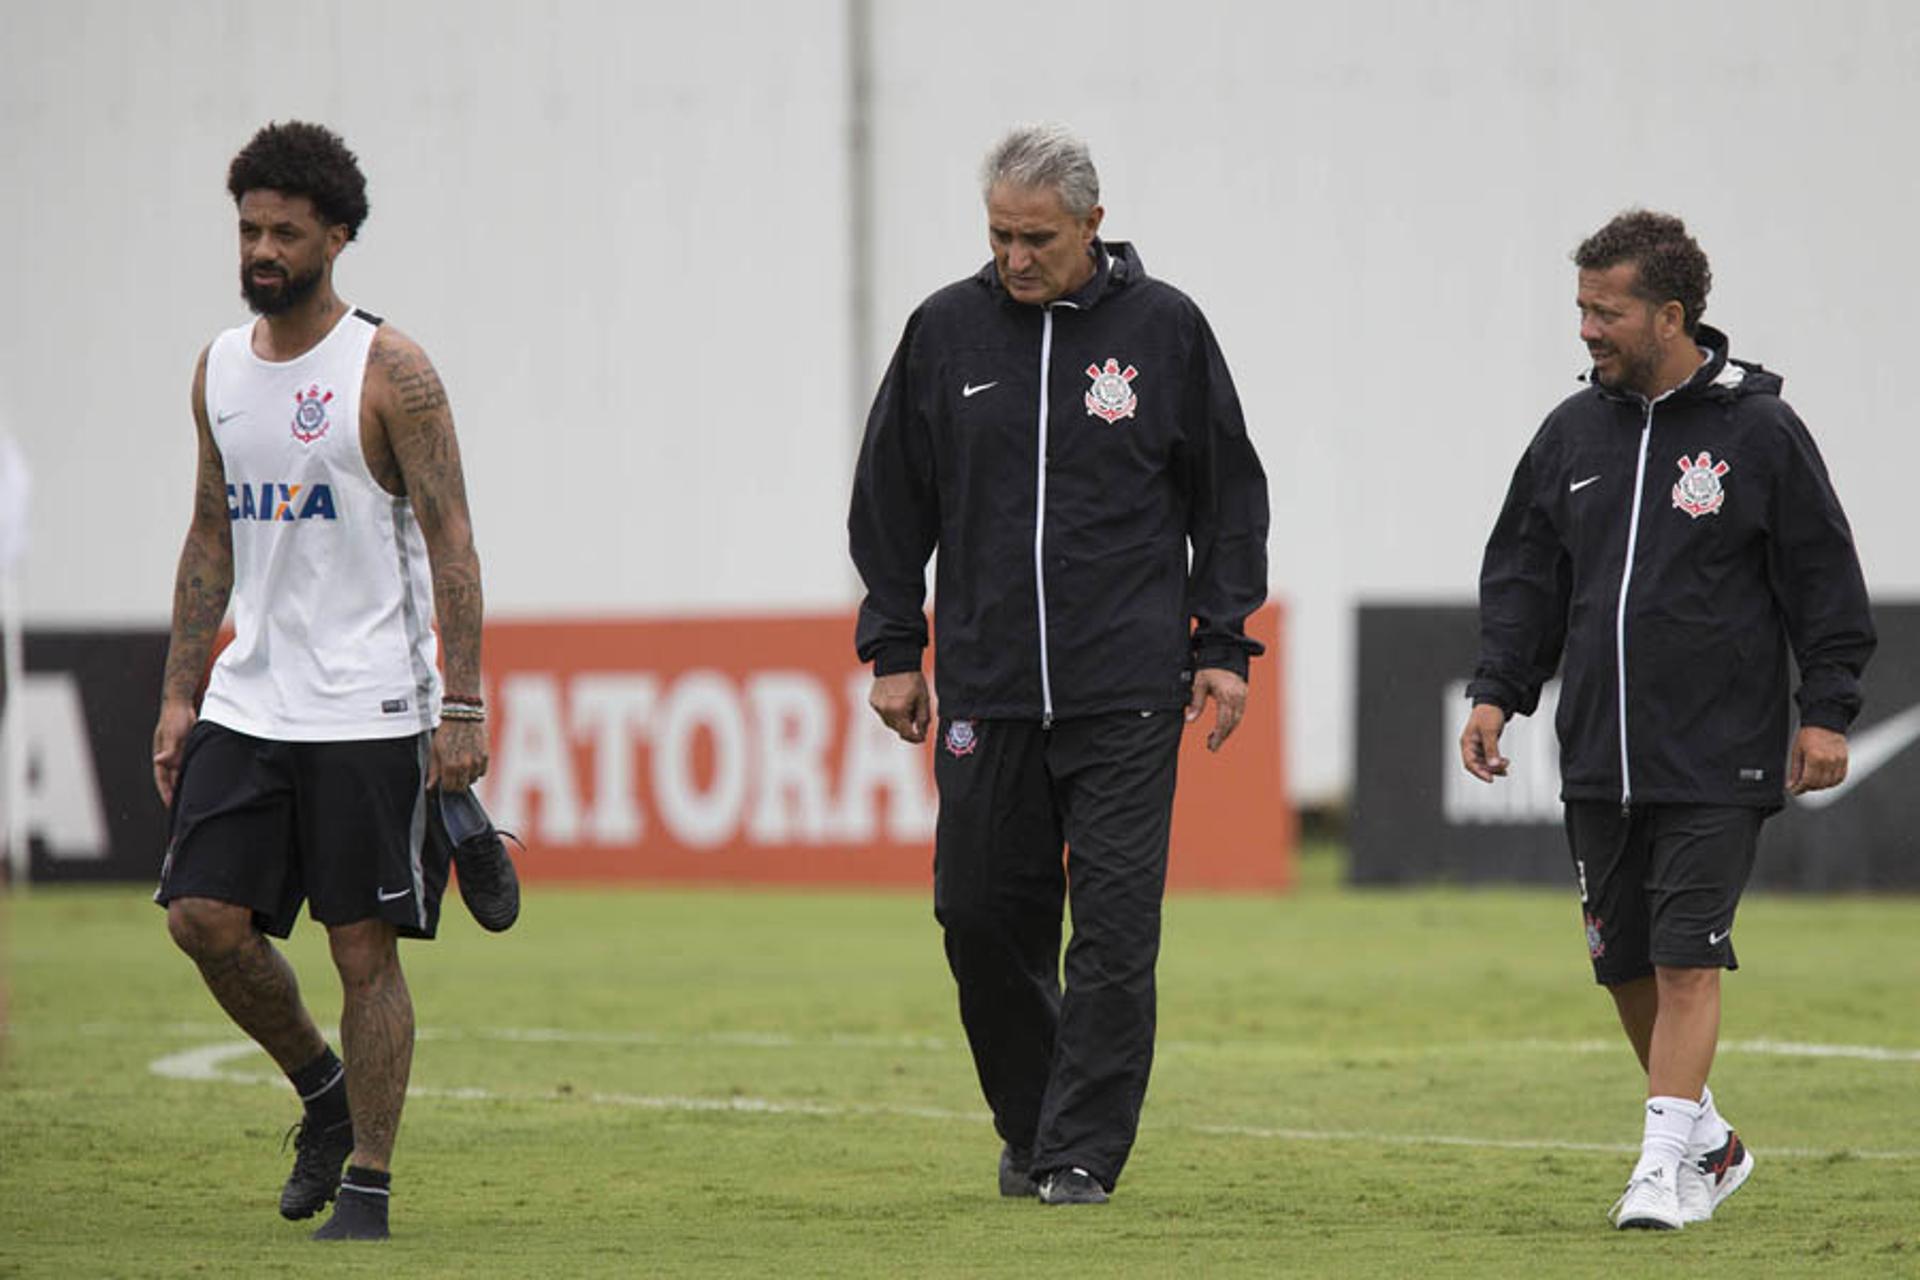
[869,671,931,744]
[153,698,198,806]
[1459,702,1510,782]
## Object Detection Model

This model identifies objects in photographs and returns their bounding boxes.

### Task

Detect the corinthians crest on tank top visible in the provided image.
[199,307,442,741]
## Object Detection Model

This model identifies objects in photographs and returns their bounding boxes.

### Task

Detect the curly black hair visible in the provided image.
[1573,210,1711,337]
[226,121,369,241]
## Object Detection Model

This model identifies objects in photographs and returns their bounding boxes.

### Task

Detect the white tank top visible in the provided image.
[199,307,442,741]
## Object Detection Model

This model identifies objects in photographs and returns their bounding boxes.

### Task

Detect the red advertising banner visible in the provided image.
[476,606,1291,890]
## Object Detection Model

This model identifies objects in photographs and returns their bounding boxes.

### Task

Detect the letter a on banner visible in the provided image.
[0,675,111,868]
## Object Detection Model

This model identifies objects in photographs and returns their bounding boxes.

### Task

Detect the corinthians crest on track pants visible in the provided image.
[932,707,1185,1188]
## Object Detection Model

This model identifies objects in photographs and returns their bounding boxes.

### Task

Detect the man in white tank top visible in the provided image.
[149,122,489,1243]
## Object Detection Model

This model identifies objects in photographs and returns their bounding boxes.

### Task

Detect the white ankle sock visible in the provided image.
[1688,1084,1731,1152]
[1634,1095,1702,1177]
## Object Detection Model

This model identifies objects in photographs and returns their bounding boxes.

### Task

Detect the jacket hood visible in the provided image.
[1588,323,1784,406]
[973,239,1144,309]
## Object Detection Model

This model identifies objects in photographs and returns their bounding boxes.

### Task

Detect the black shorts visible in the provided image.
[1564,801,1765,985]
[154,720,447,939]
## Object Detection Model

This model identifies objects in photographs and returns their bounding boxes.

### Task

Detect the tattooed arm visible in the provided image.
[153,347,233,804]
[365,325,487,791]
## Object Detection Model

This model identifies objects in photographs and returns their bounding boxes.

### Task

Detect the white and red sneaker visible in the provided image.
[1678,1128,1753,1223]
[1610,1161,1685,1230]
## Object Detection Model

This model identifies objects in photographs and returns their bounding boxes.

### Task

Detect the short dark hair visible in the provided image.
[226,121,370,241]
[1573,210,1711,337]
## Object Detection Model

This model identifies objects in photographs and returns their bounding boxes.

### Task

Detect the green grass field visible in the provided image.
[3,846,1916,1278]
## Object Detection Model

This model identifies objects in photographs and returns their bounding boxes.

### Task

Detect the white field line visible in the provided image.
[1721,1038,1920,1063]
[44,1020,1920,1064]
[151,1040,988,1123]
[147,1037,1920,1162]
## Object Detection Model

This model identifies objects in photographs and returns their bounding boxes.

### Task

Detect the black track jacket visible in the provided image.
[850,242,1269,722]
[1469,325,1875,809]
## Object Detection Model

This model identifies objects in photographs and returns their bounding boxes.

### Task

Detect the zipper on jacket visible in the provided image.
[1034,307,1057,728]
[1612,386,1682,811]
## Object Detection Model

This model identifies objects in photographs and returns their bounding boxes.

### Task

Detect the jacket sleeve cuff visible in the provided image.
[1465,676,1524,718]
[1795,671,1863,734]
[871,646,925,678]
[1191,644,1252,680]
[1797,702,1856,734]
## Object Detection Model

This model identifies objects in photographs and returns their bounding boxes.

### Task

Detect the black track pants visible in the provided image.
[931,708,1183,1189]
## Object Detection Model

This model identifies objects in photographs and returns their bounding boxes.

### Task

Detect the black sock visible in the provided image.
[341,1166,392,1200]
[288,1047,350,1129]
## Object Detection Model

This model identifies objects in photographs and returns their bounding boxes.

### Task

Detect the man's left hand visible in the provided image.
[1187,668,1248,752]
[431,718,490,792]
[1788,725,1848,795]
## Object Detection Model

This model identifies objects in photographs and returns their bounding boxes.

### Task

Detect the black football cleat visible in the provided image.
[279,1117,354,1220]
[312,1182,390,1241]
[439,788,521,932]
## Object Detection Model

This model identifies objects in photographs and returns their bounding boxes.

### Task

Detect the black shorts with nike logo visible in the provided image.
[1563,801,1765,985]
[155,721,448,939]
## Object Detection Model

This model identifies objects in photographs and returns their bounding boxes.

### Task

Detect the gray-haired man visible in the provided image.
[849,124,1270,1204]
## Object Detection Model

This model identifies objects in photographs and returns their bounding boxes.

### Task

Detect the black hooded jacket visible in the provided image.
[1469,324,1875,808]
[849,242,1270,721]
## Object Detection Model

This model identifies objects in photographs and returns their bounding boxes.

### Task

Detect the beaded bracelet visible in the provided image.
[441,698,486,723]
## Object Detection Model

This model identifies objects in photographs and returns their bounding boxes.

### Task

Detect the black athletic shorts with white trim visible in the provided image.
[1563,801,1765,985]
[154,720,448,939]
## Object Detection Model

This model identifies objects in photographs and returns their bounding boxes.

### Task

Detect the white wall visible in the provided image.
[865,0,1920,800]
[4,0,1916,803]
[0,0,855,620]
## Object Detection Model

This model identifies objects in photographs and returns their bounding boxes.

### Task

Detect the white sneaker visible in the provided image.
[1677,1128,1753,1223]
[1609,1162,1684,1230]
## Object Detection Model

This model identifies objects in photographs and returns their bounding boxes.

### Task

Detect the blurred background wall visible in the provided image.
[3,0,1916,809]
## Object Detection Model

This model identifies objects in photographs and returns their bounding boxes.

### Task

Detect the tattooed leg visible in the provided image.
[328,919,413,1171]
[167,897,327,1071]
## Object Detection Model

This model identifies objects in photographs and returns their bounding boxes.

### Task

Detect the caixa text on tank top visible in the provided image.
[226,481,338,521]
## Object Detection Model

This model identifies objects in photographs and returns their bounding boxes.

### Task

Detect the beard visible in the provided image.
[240,262,323,316]
[1591,334,1663,397]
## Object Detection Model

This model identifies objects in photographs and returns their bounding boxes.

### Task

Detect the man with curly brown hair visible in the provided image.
[1461,210,1874,1231]
[151,121,492,1241]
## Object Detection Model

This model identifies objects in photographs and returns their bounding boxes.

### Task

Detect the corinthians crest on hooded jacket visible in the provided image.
[850,242,1270,721]
[1468,324,1875,808]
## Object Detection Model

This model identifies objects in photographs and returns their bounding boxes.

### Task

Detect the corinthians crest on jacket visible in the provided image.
[1672,450,1729,518]
[1084,358,1139,423]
